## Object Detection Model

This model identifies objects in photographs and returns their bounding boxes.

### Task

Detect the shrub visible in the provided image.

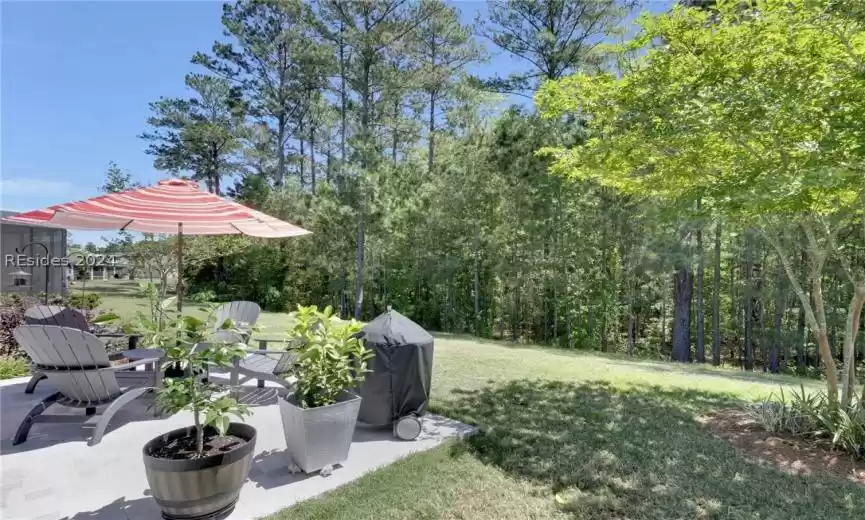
[0,356,30,380]
[262,286,290,312]
[68,292,102,310]
[136,281,159,299]
[0,295,30,357]
[284,305,373,409]
[749,386,865,459]
[188,289,217,303]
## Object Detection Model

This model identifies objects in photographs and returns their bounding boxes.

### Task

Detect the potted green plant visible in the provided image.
[279,305,373,474]
[126,301,255,520]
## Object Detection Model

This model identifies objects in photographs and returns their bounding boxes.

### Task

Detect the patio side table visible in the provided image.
[121,348,166,372]
[251,335,290,388]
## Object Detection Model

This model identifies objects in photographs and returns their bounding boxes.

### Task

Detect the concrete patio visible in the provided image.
[0,374,475,520]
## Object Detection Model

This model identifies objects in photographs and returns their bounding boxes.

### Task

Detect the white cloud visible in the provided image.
[0,178,75,196]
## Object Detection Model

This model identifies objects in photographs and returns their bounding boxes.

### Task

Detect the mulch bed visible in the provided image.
[698,409,865,486]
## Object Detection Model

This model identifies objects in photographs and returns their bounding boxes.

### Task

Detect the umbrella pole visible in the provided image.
[177,222,183,313]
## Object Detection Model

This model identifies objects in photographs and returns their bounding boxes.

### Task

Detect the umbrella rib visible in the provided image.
[119,219,135,231]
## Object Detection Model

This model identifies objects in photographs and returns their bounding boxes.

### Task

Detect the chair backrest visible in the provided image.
[273,351,300,375]
[24,305,90,331]
[213,301,261,330]
[13,325,121,403]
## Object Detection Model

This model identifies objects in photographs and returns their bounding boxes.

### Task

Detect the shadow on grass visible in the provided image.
[439,379,864,519]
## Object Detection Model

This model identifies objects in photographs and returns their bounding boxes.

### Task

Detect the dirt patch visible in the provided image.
[698,409,865,486]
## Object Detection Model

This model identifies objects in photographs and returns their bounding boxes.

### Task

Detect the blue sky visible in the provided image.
[1,0,672,245]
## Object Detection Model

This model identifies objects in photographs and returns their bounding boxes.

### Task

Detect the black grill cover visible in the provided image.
[357,309,434,427]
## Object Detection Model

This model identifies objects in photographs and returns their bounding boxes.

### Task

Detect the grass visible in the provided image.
[80,279,292,334]
[267,339,862,520]
[86,281,864,519]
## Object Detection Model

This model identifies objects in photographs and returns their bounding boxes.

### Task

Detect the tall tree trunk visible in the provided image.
[299,118,306,190]
[712,220,722,365]
[672,266,694,362]
[565,281,572,348]
[392,97,400,166]
[277,113,287,187]
[627,309,635,356]
[730,249,738,364]
[840,288,865,406]
[771,268,784,373]
[310,118,316,195]
[428,91,436,173]
[764,229,839,403]
[696,201,705,363]
[743,231,755,370]
[353,37,373,320]
[797,250,807,367]
[326,139,333,184]
[473,230,481,335]
[660,292,667,357]
[339,21,347,185]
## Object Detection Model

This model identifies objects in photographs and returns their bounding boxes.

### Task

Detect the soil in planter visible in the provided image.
[147,432,248,460]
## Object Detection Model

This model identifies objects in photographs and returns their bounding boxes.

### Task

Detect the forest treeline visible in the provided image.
[102,0,863,374]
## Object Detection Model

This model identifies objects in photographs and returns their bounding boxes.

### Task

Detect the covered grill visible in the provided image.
[357,309,434,440]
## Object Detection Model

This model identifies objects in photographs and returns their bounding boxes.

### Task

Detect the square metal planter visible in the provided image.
[279,390,361,473]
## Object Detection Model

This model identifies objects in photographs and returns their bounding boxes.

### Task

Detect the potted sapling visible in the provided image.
[137,307,254,520]
[278,305,373,474]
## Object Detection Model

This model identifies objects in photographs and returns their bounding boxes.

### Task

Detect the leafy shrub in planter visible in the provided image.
[69,292,102,310]
[285,305,373,409]
[99,299,252,455]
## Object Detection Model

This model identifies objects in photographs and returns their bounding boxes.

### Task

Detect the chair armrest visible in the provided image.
[99,357,161,373]
[244,348,299,355]
[93,332,127,338]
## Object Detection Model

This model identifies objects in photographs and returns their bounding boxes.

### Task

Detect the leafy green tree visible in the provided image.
[98,162,142,257]
[141,74,244,195]
[194,0,314,187]
[538,0,865,402]
[99,161,141,193]
[479,0,637,94]
[412,0,483,172]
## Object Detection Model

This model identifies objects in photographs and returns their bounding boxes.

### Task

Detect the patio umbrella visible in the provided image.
[2,178,311,311]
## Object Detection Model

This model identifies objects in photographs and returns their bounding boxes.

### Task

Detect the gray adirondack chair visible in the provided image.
[23,305,140,394]
[12,325,161,446]
[206,330,298,392]
[213,301,261,337]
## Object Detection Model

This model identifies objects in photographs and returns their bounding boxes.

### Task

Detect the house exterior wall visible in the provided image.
[1,212,68,298]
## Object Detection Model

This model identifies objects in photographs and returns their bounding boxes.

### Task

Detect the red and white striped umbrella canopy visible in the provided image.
[2,178,310,238]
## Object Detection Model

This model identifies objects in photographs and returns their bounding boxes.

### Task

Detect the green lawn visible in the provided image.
[267,339,862,520]
[82,279,292,334]
[86,281,864,519]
